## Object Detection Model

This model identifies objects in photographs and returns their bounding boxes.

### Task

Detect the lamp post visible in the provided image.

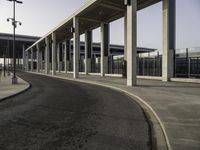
[7,38,10,76]
[7,0,23,84]
[3,54,6,77]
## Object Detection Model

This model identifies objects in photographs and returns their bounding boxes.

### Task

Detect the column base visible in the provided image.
[52,72,56,76]
[12,76,18,84]
[101,57,108,77]
[85,59,91,75]
[127,79,136,87]
[162,77,170,82]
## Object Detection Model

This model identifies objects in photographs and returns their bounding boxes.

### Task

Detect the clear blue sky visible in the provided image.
[0,0,199,51]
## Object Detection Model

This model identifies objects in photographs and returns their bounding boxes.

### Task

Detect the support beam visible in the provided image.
[22,44,25,71]
[31,48,34,72]
[73,17,80,78]
[36,44,40,72]
[26,51,29,71]
[162,0,176,81]
[124,11,127,61]
[85,30,92,74]
[99,3,125,11]
[40,50,43,72]
[100,23,110,76]
[60,43,63,72]
[64,40,70,73]
[79,17,101,23]
[52,33,56,76]
[45,37,50,74]
[57,43,61,72]
[126,0,137,86]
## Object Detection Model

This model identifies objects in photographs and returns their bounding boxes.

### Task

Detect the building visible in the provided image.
[18,0,200,85]
[0,33,40,69]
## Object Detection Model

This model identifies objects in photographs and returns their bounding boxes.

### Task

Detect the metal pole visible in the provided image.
[3,55,6,77]
[12,0,18,84]
[7,38,10,76]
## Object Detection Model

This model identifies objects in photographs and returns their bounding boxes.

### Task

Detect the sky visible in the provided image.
[0,0,200,52]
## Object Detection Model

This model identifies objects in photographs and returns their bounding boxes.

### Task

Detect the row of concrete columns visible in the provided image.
[25,0,175,86]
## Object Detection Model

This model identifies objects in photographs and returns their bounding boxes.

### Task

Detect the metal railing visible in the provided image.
[137,54,162,76]
[21,47,199,79]
[91,57,100,73]
[175,47,200,78]
[107,53,162,77]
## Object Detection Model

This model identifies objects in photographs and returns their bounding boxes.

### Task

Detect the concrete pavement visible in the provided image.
[0,73,30,101]
[28,71,200,150]
[0,72,151,150]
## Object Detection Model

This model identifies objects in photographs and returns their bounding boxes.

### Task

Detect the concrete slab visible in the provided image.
[0,73,30,101]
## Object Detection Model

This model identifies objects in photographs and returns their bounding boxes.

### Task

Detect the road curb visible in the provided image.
[0,76,31,103]
[26,71,171,150]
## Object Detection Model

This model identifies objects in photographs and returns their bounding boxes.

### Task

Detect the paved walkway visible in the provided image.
[27,71,200,150]
[0,73,30,101]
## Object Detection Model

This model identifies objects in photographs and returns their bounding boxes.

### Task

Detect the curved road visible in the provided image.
[0,72,151,150]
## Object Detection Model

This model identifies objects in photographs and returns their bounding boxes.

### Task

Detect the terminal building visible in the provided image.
[0,33,39,69]
[0,32,156,73]
[1,0,200,85]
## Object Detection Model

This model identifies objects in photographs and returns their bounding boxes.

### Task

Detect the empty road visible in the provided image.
[0,72,151,150]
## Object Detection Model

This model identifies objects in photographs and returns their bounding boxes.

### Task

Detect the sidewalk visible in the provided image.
[0,74,30,101]
[77,74,200,150]
[27,71,200,150]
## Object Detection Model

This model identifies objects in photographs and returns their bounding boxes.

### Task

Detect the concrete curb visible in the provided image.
[0,76,31,103]
[26,71,171,150]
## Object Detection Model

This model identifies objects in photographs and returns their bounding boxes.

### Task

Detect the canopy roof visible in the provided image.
[26,0,161,51]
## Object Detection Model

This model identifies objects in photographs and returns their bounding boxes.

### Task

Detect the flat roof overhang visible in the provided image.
[26,0,161,51]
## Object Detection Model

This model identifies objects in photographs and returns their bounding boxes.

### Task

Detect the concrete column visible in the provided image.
[85,30,92,74]
[57,44,60,72]
[162,0,176,81]
[64,40,70,73]
[25,51,29,71]
[100,23,110,76]
[36,44,40,72]
[60,43,63,72]
[31,48,34,72]
[22,44,25,70]
[40,50,43,72]
[52,33,56,75]
[73,17,80,78]
[126,0,137,86]
[124,11,127,61]
[45,37,50,74]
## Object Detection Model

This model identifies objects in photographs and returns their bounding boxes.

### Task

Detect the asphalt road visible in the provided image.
[0,72,151,150]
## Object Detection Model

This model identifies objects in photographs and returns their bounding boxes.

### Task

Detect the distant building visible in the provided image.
[0,32,156,64]
[0,33,40,59]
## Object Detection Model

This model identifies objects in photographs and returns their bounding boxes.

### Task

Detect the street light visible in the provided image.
[6,0,23,84]
[3,54,6,77]
[7,37,10,76]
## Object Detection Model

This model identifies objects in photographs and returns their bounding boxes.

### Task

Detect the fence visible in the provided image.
[91,57,100,73]
[79,59,85,72]
[107,53,162,77]
[19,47,199,79]
[137,53,162,76]
[175,48,200,78]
